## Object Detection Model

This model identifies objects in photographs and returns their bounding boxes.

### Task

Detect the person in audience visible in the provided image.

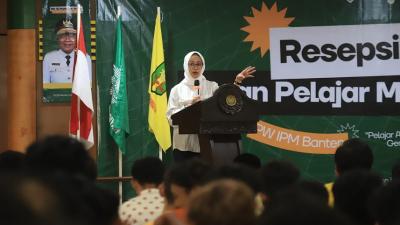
[260,159,300,205]
[154,158,213,225]
[187,179,257,225]
[43,173,120,225]
[207,164,263,193]
[206,164,265,215]
[295,180,329,205]
[391,159,400,181]
[166,51,255,162]
[233,153,262,169]
[0,171,120,225]
[0,172,66,225]
[25,135,97,181]
[325,138,374,206]
[334,138,374,174]
[119,157,165,225]
[258,186,353,225]
[88,183,121,225]
[0,150,25,172]
[369,181,400,225]
[333,169,382,225]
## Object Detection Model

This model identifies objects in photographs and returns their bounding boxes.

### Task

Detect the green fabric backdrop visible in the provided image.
[96,0,400,199]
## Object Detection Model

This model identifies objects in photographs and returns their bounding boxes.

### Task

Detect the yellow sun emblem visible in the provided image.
[241,2,295,57]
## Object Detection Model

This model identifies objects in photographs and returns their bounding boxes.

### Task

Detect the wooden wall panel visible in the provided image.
[0,0,7,152]
[0,37,7,151]
[7,29,36,151]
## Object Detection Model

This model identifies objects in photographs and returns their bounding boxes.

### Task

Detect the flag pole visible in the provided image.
[116,5,123,205]
[159,146,163,160]
[157,6,162,161]
[118,150,122,204]
[76,4,81,140]
[77,5,81,46]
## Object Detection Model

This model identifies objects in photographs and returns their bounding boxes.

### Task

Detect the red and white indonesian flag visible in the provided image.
[69,5,94,148]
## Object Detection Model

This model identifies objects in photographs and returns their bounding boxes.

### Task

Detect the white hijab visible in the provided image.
[182,51,207,85]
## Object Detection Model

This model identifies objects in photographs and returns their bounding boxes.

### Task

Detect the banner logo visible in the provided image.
[241,2,294,57]
[150,63,166,96]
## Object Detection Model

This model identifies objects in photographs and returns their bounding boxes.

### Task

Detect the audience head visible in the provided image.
[79,180,120,225]
[369,181,400,225]
[260,160,300,198]
[234,153,261,169]
[0,173,72,225]
[164,158,212,208]
[333,169,383,225]
[38,173,120,225]
[259,187,352,225]
[334,138,373,175]
[295,180,329,205]
[391,159,400,181]
[207,164,264,194]
[25,135,97,181]
[130,156,165,188]
[188,179,256,225]
[0,150,25,172]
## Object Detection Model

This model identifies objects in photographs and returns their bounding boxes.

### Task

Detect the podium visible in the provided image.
[171,84,259,164]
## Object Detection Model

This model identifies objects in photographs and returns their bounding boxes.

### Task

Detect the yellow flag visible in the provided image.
[148,8,171,151]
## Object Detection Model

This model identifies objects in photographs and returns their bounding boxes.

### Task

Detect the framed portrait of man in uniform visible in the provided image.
[41,1,92,103]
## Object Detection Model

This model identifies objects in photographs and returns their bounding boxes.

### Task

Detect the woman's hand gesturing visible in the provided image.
[235,66,256,84]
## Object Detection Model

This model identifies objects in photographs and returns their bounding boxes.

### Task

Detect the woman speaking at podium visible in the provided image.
[166,51,255,162]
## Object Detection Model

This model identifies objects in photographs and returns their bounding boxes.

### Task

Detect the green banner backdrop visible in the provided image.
[96,0,400,199]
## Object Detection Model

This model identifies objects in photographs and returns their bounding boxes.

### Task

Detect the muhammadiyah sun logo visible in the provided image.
[241,2,295,57]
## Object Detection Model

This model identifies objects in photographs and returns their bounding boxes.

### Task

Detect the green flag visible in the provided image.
[109,14,130,154]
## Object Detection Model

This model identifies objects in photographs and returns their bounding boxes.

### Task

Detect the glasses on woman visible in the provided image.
[188,63,203,68]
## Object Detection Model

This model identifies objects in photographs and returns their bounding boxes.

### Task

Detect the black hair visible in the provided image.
[295,180,329,205]
[207,164,264,193]
[391,159,400,181]
[0,173,46,225]
[234,153,261,169]
[130,156,165,185]
[260,160,300,197]
[25,135,97,181]
[334,138,373,175]
[38,172,119,225]
[333,169,382,225]
[369,181,400,225]
[164,158,212,203]
[259,188,352,225]
[0,150,25,172]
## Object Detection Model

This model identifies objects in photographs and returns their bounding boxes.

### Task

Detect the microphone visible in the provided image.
[194,80,200,96]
